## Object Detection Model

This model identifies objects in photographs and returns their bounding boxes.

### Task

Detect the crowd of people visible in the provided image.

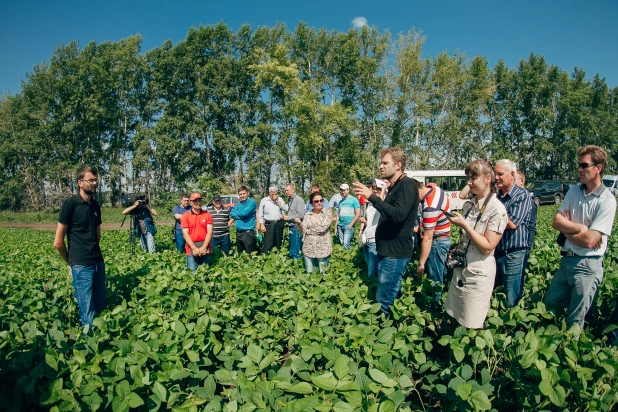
[54,145,618,344]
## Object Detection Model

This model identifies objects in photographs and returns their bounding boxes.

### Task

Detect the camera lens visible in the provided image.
[458,279,464,287]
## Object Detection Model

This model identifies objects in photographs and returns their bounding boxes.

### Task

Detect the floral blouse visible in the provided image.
[300,209,333,258]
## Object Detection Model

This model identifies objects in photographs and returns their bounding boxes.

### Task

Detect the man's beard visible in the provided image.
[83,188,96,196]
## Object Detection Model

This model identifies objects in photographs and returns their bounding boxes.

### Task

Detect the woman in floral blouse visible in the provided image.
[295,191,332,273]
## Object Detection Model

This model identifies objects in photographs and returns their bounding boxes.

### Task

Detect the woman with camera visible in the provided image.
[443,159,508,329]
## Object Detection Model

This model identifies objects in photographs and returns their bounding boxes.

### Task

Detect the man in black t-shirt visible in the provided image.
[354,148,420,316]
[53,165,106,329]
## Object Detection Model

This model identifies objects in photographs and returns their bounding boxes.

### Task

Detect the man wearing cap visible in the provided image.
[283,183,306,260]
[335,183,360,250]
[258,186,287,253]
[229,185,258,254]
[207,195,233,256]
[181,193,214,270]
[173,194,191,253]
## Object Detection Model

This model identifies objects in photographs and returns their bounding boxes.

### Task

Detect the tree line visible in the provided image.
[0,22,616,210]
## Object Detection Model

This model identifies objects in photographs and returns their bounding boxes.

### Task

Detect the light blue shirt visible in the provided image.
[337,196,360,226]
[259,196,288,223]
[229,198,257,231]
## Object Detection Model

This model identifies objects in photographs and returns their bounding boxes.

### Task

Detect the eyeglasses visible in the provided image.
[578,162,598,169]
[80,179,98,184]
[312,199,324,204]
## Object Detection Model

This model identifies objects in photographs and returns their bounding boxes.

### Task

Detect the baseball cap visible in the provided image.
[339,183,349,190]
[212,195,222,201]
[190,192,202,201]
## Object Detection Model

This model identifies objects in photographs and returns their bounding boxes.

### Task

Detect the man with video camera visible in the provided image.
[122,195,158,253]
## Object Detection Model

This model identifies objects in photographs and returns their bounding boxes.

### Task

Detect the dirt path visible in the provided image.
[0,223,173,230]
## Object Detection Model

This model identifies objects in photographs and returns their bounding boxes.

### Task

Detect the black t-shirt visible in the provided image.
[58,194,104,265]
[369,176,420,259]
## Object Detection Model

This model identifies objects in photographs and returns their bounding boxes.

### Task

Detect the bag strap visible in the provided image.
[461,192,494,254]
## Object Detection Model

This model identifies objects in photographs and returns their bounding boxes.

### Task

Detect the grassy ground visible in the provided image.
[0,207,174,225]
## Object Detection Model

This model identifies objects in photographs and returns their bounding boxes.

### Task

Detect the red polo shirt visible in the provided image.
[181,208,214,255]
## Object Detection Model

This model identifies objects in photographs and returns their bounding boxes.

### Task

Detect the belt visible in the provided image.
[265,220,279,224]
[237,229,253,233]
[560,251,601,258]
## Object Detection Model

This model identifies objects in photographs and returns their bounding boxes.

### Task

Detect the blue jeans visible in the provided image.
[186,254,210,271]
[495,249,527,307]
[303,255,330,273]
[71,262,106,328]
[337,224,355,250]
[211,235,231,255]
[426,237,451,285]
[288,225,302,259]
[363,242,378,278]
[376,255,411,316]
[174,229,186,253]
[544,256,603,329]
[139,232,155,253]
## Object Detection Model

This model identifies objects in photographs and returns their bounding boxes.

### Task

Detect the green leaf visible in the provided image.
[378,400,396,412]
[368,369,389,384]
[127,393,144,408]
[284,382,313,394]
[468,390,491,411]
[186,350,200,363]
[153,382,167,402]
[539,381,566,406]
[456,383,472,400]
[116,380,131,397]
[247,344,263,364]
[334,355,350,379]
[453,347,465,363]
[311,374,338,391]
[336,381,361,392]
[333,401,354,412]
[399,375,414,388]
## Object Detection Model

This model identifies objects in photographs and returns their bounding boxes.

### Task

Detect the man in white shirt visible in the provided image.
[545,145,616,331]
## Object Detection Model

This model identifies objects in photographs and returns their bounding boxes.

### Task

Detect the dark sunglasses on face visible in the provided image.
[313,199,324,204]
[578,162,598,169]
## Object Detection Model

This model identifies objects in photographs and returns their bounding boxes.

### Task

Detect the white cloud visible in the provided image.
[351,17,368,28]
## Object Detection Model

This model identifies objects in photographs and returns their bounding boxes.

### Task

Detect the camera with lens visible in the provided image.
[135,195,149,206]
[446,249,467,271]
[122,193,149,208]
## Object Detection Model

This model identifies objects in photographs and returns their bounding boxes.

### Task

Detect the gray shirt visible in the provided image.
[558,183,616,256]
[287,194,306,222]
[258,196,287,224]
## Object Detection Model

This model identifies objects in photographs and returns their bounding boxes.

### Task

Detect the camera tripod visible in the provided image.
[120,212,140,255]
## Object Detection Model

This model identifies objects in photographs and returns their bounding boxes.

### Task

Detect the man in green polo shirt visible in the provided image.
[53,165,106,329]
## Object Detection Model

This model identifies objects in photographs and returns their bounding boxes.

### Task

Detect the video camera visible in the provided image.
[122,193,149,208]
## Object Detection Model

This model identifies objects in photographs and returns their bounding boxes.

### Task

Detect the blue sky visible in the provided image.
[1,0,617,95]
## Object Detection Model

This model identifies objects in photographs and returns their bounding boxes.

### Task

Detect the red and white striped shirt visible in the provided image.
[421,183,451,239]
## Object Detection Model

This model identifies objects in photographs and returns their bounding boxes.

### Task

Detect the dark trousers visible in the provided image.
[263,220,284,253]
[236,230,257,254]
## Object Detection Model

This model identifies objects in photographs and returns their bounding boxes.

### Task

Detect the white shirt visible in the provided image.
[559,183,616,256]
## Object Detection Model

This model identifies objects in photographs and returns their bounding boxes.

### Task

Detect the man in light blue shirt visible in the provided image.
[335,184,360,250]
[229,185,258,254]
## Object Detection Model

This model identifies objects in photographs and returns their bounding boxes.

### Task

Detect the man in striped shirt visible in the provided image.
[494,159,533,307]
[415,180,452,299]
[206,195,232,256]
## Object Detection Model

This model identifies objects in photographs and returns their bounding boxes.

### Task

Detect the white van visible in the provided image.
[405,169,468,210]
[603,175,618,196]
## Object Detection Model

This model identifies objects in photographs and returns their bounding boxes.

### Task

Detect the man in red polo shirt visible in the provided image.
[181,192,214,270]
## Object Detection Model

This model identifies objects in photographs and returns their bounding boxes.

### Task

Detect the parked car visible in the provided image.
[526,180,564,206]
[561,181,578,195]
[203,194,240,210]
[603,175,618,196]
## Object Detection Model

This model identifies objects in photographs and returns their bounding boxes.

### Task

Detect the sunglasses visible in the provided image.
[312,199,324,204]
[578,162,598,169]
